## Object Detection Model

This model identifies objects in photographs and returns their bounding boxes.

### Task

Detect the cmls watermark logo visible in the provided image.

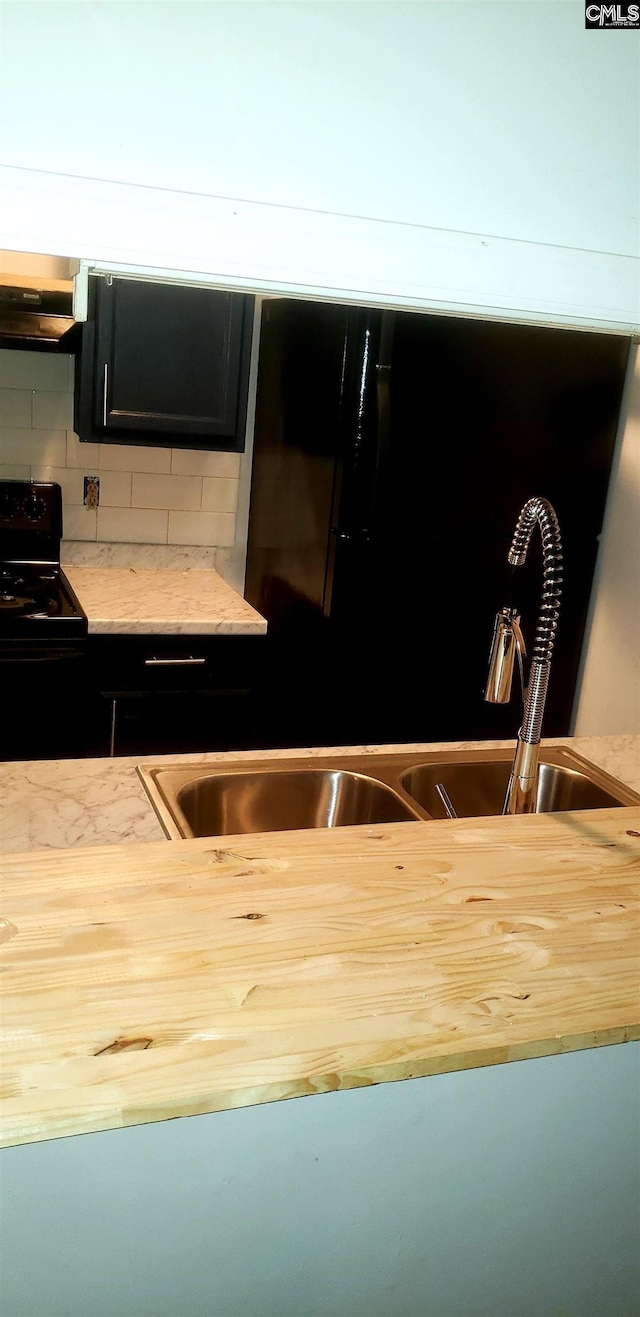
[585,3,639,25]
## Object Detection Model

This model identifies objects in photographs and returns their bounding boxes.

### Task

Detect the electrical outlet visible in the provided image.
[84,475,100,510]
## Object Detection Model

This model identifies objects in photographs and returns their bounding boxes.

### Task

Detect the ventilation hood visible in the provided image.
[0,252,77,350]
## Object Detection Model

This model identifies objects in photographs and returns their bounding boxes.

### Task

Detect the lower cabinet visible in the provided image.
[87,635,264,757]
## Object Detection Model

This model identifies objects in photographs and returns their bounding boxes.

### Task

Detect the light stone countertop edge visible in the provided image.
[1,734,638,856]
[62,565,267,636]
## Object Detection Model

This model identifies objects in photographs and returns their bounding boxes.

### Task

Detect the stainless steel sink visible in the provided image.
[400,758,627,819]
[139,765,422,839]
[138,746,639,839]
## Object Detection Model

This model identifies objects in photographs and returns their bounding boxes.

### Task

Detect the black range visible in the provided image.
[0,562,86,640]
[0,480,89,760]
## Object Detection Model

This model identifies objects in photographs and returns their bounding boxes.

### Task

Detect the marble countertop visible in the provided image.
[1,735,638,855]
[63,565,267,636]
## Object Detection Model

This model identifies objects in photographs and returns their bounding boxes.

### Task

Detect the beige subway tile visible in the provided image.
[31,390,74,430]
[201,477,239,514]
[98,470,131,507]
[97,507,168,543]
[0,464,30,479]
[0,350,72,391]
[63,505,97,541]
[0,428,67,467]
[0,388,32,427]
[66,430,100,468]
[168,510,235,547]
[170,448,241,478]
[31,465,84,504]
[99,443,171,474]
[131,472,201,511]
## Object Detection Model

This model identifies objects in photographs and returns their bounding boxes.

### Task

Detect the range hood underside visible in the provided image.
[0,291,74,350]
[0,253,76,349]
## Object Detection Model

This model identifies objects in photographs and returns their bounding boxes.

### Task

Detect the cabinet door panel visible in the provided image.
[95,279,248,439]
[105,690,256,757]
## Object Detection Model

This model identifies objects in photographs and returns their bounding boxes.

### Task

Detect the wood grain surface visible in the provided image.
[1,807,639,1148]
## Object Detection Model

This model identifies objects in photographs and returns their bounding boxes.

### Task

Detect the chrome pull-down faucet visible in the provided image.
[485,497,563,814]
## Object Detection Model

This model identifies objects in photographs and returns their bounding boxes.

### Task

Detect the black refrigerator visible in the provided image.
[244,300,629,749]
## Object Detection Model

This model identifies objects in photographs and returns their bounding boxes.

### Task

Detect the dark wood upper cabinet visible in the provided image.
[73,276,254,450]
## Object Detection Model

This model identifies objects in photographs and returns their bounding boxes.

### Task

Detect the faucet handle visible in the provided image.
[484,607,526,704]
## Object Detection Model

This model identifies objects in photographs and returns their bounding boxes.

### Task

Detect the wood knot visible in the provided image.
[95,1037,152,1055]
[233,912,265,921]
[493,920,540,935]
[0,918,18,944]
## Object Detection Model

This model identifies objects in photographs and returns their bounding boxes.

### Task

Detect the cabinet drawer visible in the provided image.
[89,635,261,695]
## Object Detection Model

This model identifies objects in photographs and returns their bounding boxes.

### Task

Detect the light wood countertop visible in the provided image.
[63,565,267,635]
[1,792,638,1149]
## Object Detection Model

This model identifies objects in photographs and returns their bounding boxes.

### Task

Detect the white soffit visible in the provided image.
[0,165,637,334]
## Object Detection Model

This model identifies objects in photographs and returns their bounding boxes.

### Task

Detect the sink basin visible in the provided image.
[138,746,638,839]
[400,758,627,819]
[140,766,421,838]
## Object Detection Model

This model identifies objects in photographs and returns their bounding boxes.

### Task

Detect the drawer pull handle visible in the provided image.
[144,656,206,666]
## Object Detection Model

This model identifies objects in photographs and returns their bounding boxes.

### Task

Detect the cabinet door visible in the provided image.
[89,278,253,449]
[103,690,258,757]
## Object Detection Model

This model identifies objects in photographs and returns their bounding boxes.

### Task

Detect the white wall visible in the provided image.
[0,2,638,329]
[2,1,637,252]
[572,346,640,735]
[2,1045,639,1316]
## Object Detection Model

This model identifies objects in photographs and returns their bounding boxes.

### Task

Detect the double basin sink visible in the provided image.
[138,746,639,840]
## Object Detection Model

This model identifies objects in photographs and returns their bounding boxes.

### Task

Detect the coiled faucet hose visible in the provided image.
[508,496,563,666]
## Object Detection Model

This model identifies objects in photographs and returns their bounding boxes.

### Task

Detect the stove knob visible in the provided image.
[23,495,46,522]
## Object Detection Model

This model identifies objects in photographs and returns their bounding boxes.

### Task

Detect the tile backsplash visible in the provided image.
[0,350,241,547]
